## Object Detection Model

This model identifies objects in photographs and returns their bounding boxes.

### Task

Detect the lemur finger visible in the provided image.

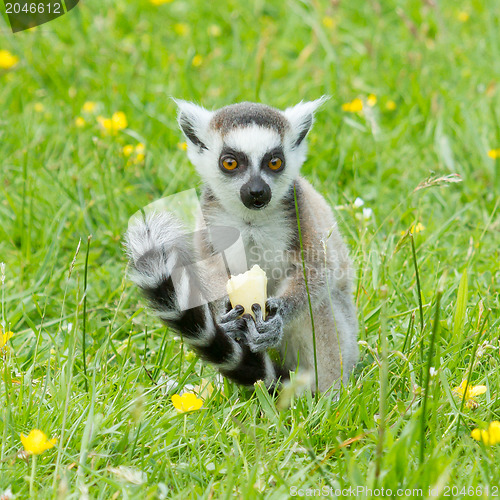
[243,314,283,352]
[265,298,282,318]
[242,316,266,353]
[251,303,264,323]
[219,305,244,324]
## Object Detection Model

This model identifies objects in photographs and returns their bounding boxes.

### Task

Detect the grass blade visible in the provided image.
[293,183,318,394]
[455,306,490,438]
[453,269,468,337]
[419,289,442,464]
[410,234,425,386]
[82,235,92,393]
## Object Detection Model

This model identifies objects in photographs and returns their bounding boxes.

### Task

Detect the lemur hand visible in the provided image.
[240,302,284,353]
[217,304,247,341]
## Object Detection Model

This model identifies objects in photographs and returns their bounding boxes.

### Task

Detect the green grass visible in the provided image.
[1,0,499,497]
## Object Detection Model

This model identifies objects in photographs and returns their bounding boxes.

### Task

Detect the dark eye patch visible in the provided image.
[261,147,285,173]
[219,146,249,174]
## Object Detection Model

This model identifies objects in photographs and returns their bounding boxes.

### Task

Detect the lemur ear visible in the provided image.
[283,96,330,148]
[173,99,213,151]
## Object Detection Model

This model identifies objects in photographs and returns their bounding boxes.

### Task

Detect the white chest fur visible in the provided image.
[204,208,294,295]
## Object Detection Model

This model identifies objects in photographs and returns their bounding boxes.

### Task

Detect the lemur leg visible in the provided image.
[283,300,355,391]
[125,212,286,388]
[266,252,357,389]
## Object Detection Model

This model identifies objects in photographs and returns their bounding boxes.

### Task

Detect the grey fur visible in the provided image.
[210,102,288,138]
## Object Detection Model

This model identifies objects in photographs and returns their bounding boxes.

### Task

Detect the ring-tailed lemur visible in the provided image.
[125,98,358,392]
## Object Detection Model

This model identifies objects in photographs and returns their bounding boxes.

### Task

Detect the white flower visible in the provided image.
[158,375,178,394]
[108,466,146,485]
[0,486,13,499]
[62,322,73,333]
[429,367,437,377]
[353,197,365,208]
[362,207,373,220]
[180,384,196,394]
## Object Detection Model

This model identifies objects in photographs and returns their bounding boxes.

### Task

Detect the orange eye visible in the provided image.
[268,157,282,170]
[222,158,238,170]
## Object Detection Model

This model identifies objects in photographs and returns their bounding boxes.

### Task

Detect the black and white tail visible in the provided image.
[124,212,284,388]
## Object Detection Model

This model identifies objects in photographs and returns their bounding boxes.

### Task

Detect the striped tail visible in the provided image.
[124,212,284,388]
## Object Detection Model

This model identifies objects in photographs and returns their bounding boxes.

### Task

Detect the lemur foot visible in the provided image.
[241,302,284,353]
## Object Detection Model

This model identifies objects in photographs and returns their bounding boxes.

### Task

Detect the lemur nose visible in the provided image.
[241,177,271,209]
[249,187,265,198]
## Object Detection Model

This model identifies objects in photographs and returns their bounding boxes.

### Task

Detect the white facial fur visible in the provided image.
[174,97,328,219]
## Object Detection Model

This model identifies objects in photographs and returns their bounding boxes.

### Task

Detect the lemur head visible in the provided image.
[174,97,328,216]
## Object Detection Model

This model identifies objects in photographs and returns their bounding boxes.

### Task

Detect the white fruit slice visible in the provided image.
[226,265,267,319]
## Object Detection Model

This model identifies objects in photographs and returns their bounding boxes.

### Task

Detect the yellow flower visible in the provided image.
[412,222,425,233]
[400,222,425,236]
[487,148,500,159]
[20,429,57,455]
[322,16,335,29]
[457,11,470,22]
[150,0,173,4]
[341,98,363,113]
[178,142,188,151]
[83,101,97,113]
[97,112,128,134]
[367,94,377,107]
[471,421,500,446]
[0,50,19,70]
[208,24,222,37]
[75,116,86,127]
[122,144,134,157]
[123,143,145,163]
[97,115,112,130]
[0,329,13,351]
[385,100,397,111]
[171,393,203,413]
[111,111,128,131]
[453,380,487,400]
[34,103,44,113]
[192,55,203,67]
[174,23,190,36]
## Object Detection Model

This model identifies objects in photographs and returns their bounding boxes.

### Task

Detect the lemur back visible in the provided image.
[125,99,358,392]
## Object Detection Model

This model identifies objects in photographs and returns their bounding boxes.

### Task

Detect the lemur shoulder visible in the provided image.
[125,98,358,392]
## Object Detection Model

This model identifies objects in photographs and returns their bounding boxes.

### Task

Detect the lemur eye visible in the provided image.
[268,157,282,171]
[222,158,238,170]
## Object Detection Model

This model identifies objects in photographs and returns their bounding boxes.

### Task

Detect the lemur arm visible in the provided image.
[271,253,329,321]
